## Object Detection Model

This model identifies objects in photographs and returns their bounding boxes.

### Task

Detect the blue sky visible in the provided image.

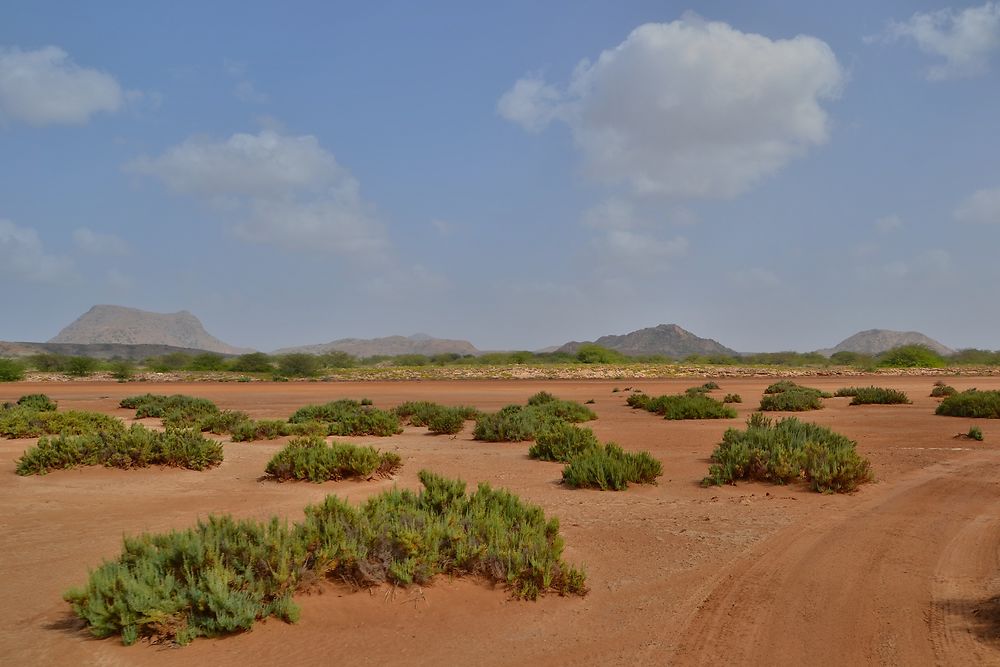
[1,1,999,352]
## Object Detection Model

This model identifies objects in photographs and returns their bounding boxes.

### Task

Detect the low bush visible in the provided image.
[936,390,1000,418]
[968,425,984,441]
[64,470,586,645]
[723,393,742,404]
[277,353,321,377]
[65,356,98,377]
[703,414,872,493]
[426,409,466,435]
[0,408,124,439]
[930,384,957,398]
[473,395,596,442]
[702,381,721,390]
[197,410,252,435]
[0,358,26,382]
[878,344,946,368]
[264,436,401,482]
[842,386,911,405]
[288,399,402,436]
[758,382,828,412]
[120,394,220,424]
[230,352,274,373]
[393,401,478,427]
[110,361,135,382]
[528,423,600,462]
[17,394,57,411]
[627,392,736,420]
[16,425,223,475]
[685,386,711,396]
[561,443,663,490]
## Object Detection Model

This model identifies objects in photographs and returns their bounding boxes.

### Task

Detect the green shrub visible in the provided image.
[16,394,57,411]
[0,358,26,382]
[576,344,626,364]
[230,419,291,442]
[393,401,478,427]
[758,390,824,412]
[703,414,872,493]
[528,423,600,462]
[843,386,911,405]
[289,399,402,436]
[684,385,711,396]
[65,356,98,377]
[527,391,557,405]
[426,409,466,435]
[833,387,859,397]
[829,350,876,367]
[936,390,1000,418]
[230,352,274,373]
[561,443,663,490]
[723,393,742,404]
[702,381,721,390]
[627,392,736,420]
[109,360,135,382]
[146,352,192,372]
[16,425,223,475]
[265,436,401,482]
[120,394,220,422]
[930,384,957,398]
[967,425,984,441]
[188,353,226,371]
[197,410,252,435]
[0,408,124,439]
[277,353,321,377]
[65,470,586,645]
[878,344,946,368]
[473,394,596,443]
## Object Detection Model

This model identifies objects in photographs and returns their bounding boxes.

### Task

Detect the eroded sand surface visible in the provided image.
[1,376,998,666]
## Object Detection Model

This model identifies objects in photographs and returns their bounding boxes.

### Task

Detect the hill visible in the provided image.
[818,329,955,357]
[0,341,239,361]
[49,305,250,355]
[273,334,480,358]
[557,324,736,359]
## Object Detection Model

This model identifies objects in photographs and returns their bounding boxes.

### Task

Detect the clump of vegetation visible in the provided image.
[16,425,223,475]
[575,344,626,364]
[834,386,911,405]
[723,393,742,404]
[877,344,946,368]
[64,470,586,646]
[703,414,873,493]
[473,395,596,442]
[229,352,274,373]
[758,382,829,412]
[16,393,57,411]
[120,394,220,426]
[0,407,124,439]
[426,408,468,435]
[276,353,322,377]
[930,384,958,398]
[393,401,478,430]
[702,381,720,390]
[264,436,401,482]
[967,425,984,441]
[288,399,402,436]
[110,360,135,382]
[627,392,736,420]
[528,423,601,462]
[561,443,663,490]
[936,390,1000,418]
[0,358,25,382]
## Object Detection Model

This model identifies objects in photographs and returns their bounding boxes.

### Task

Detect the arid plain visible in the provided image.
[2,376,998,666]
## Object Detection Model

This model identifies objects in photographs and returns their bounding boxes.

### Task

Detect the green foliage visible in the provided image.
[121,394,220,427]
[277,353,321,377]
[393,401,478,428]
[318,351,356,368]
[740,351,830,366]
[936,390,1000,418]
[392,354,430,366]
[473,396,596,442]
[230,352,274,373]
[758,382,829,412]
[265,436,402,482]
[65,356,98,377]
[110,360,135,382]
[702,381,720,390]
[828,350,876,367]
[27,353,69,372]
[626,392,736,420]
[64,470,586,645]
[930,384,957,398]
[723,393,742,404]
[426,409,467,435]
[288,399,402,436]
[0,407,124,439]
[703,414,873,493]
[575,344,626,364]
[16,425,223,475]
[16,393,57,411]
[188,353,226,371]
[878,344,946,368]
[967,425,984,441]
[561,443,663,490]
[837,386,911,405]
[528,422,600,462]
[948,349,1000,365]
[0,358,26,381]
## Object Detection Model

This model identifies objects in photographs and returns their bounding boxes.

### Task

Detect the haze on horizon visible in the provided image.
[2,1,999,353]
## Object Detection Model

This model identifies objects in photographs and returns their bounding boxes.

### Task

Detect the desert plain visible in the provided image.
[1,375,998,666]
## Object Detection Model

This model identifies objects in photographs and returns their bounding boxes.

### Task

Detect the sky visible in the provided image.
[1,1,999,353]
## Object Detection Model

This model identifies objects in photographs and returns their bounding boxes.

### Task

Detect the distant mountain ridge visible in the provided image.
[0,341,240,361]
[818,329,955,357]
[557,324,736,359]
[273,334,480,358]
[49,305,251,355]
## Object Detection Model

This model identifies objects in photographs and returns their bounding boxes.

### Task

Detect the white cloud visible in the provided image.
[500,15,844,199]
[129,130,387,257]
[875,214,903,234]
[954,186,1000,224]
[0,46,123,125]
[73,227,130,255]
[881,2,1000,80]
[0,219,73,283]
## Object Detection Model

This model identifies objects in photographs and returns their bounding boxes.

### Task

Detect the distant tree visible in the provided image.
[188,353,226,371]
[230,352,274,373]
[878,344,946,368]
[0,358,25,382]
[576,344,626,364]
[66,356,98,377]
[278,353,320,377]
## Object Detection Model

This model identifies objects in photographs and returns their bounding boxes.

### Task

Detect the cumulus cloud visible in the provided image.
[954,186,1000,224]
[880,2,1000,80]
[0,46,123,125]
[499,15,844,199]
[129,130,386,256]
[0,219,73,283]
[73,227,130,255]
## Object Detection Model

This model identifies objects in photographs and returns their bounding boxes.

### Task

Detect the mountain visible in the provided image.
[0,341,241,361]
[49,305,251,355]
[273,334,480,358]
[556,324,737,359]
[818,329,955,357]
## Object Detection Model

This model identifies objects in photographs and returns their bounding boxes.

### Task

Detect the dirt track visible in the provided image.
[1,376,998,666]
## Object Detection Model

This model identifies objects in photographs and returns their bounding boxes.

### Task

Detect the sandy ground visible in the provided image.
[1,376,998,666]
